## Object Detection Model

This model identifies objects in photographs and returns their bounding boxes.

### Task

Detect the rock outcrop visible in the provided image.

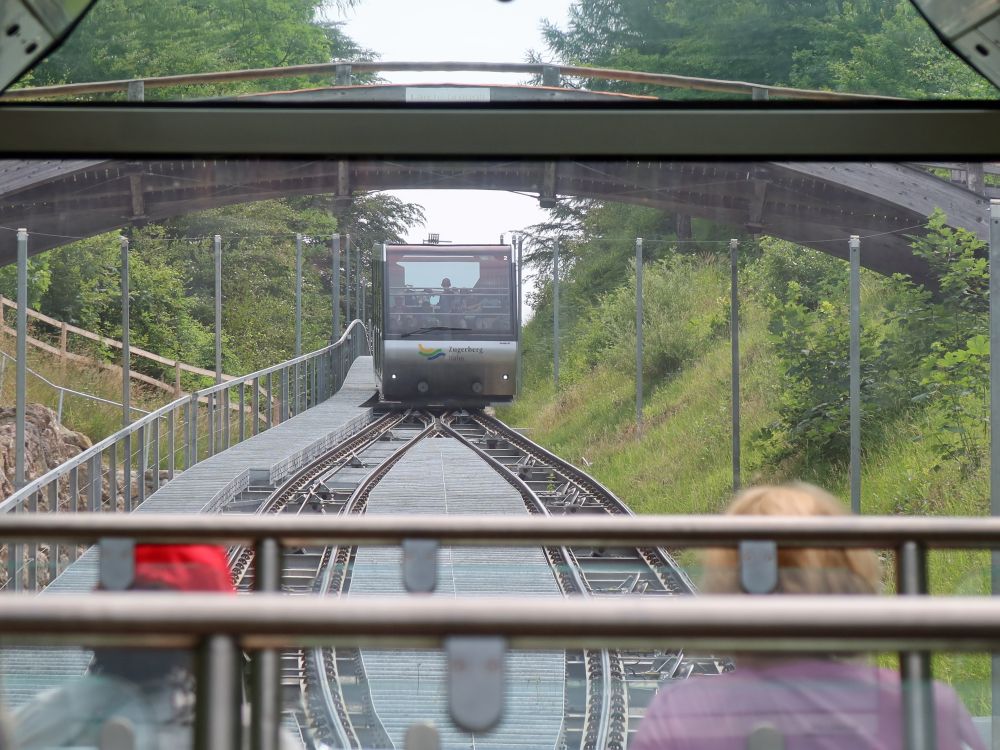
[0,403,91,501]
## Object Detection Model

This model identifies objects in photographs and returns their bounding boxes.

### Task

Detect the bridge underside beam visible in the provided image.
[0,159,987,287]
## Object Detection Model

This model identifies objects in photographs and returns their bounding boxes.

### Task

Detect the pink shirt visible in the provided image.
[633,660,984,750]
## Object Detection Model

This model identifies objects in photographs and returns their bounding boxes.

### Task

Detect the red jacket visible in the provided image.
[134,544,234,592]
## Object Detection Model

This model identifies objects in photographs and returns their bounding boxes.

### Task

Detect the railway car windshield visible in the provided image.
[385,246,514,340]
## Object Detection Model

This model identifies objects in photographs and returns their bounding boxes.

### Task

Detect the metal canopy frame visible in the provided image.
[0,104,999,157]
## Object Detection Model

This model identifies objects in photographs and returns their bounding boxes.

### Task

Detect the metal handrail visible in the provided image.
[0,60,900,102]
[0,320,366,513]
[0,594,995,651]
[3,512,1000,547]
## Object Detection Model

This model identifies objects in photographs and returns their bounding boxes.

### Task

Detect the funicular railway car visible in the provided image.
[372,243,518,407]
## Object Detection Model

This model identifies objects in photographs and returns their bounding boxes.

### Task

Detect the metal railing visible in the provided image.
[0,321,368,591]
[0,512,994,750]
[0,60,900,102]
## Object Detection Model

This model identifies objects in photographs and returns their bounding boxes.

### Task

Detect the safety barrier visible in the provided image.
[4,511,1000,750]
[0,321,368,591]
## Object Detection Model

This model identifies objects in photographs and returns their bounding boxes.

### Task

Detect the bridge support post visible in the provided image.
[553,238,560,389]
[636,237,644,428]
[990,200,1000,750]
[357,244,363,323]
[849,235,861,515]
[730,239,740,492]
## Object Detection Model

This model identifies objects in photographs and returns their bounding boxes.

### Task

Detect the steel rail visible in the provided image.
[9,512,1000,547]
[0,61,899,102]
[1,594,999,651]
[438,418,615,750]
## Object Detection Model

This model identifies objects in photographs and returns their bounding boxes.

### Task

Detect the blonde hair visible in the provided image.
[701,483,881,595]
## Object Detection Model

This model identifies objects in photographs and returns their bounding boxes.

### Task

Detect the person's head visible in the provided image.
[701,483,881,595]
[441,277,451,289]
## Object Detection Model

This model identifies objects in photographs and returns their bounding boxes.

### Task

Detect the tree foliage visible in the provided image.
[539,0,995,98]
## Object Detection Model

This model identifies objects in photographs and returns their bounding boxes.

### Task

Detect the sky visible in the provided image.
[330,0,574,317]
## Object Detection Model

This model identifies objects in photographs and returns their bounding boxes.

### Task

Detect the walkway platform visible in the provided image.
[350,437,565,750]
[1,357,376,708]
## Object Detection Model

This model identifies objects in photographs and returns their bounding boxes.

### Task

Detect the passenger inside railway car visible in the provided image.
[633,484,985,750]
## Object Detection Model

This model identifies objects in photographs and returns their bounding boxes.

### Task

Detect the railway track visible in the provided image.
[228,408,727,749]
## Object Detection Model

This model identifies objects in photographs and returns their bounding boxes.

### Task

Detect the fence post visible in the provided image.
[345,233,352,323]
[730,238,741,492]
[636,237,644,427]
[553,238,560,389]
[332,234,341,339]
[16,229,27,490]
[989,200,1000,750]
[120,236,130,428]
[174,360,182,396]
[516,236,523,395]
[59,321,68,354]
[295,233,303,357]
[849,234,861,514]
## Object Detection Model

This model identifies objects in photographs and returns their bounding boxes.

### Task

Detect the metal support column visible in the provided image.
[15,229,27,490]
[730,239,741,492]
[195,635,241,750]
[251,538,282,750]
[345,233,352,323]
[849,235,861,514]
[120,236,130,428]
[990,200,1000,750]
[553,238,560,389]
[898,541,935,750]
[356,244,363,323]
[636,237,644,427]
[332,234,341,338]
[516,236,523,395]
[214,234,223,385]
[295,233,302,357]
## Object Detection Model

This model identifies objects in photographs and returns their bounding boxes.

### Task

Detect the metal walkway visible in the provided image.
[350,437,565,749]
[0,357,376,708]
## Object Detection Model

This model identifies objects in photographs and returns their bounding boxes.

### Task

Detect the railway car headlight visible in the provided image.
[471,381,483,394]
[417,381,429,394]
[502,374,509,380]
[391,374,397,379]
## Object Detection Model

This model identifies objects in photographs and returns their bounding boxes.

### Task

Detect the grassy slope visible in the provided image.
[500,285,992,713]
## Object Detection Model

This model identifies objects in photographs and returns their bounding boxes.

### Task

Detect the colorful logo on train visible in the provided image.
[418,344,445,361]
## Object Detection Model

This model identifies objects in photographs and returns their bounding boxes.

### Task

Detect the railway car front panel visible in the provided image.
[375,243,517,406]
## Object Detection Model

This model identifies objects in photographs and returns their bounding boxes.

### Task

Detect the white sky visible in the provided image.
[329,0,574,317]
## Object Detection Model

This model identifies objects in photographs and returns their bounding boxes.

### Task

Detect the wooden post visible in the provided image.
[175,360,183,396]
[59,321,68,354]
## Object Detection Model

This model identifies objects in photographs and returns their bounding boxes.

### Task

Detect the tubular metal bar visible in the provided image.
[730,238,740,492]
[991,199,1000,750]
[332,234,341,338]
[239,384,245,443]
[11,513,1000,547]
[195,634,241,750]
[636,237,644,427]
[5,595,1000,651]
[553,238,560,388]
[251,538,282,750]
[345,233,351,326]
[120,236,130,428]
[849,235,862,514]
[516,236,523,396]
[898,541,935,750]
[215,234,223,386]
[295,233,302,358]
[15,229,26,490]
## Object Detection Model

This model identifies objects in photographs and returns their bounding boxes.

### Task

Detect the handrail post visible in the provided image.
[991,200,1000,750]
[332,234,342,339]
[898,541,935,750]
[251,538,282,750]
[195,634,241,750]
[849,235,861,514]
[730,238,741,492]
